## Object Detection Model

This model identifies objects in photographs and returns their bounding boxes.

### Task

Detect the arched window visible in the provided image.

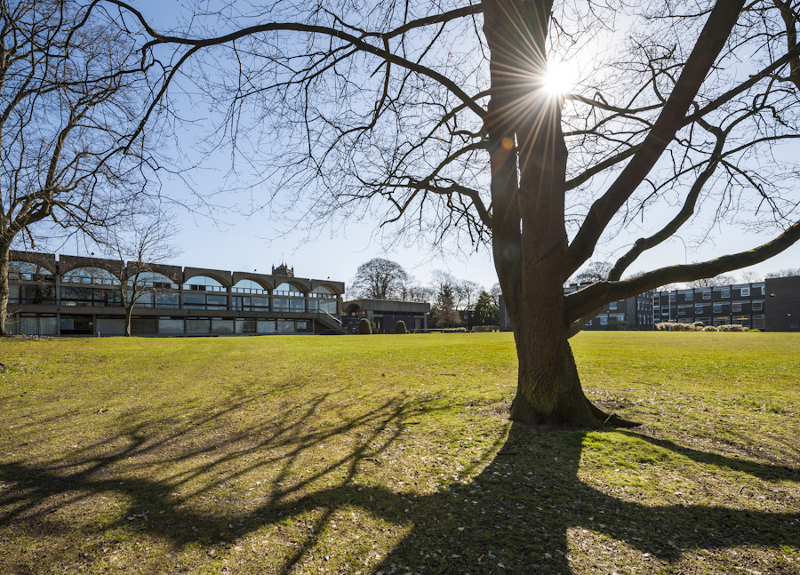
[9,262,55,305]
[60,267,121,307]
[274,282,304,296]
[273,282,305,312]
[9,261,53,280]
[232,279,267,294]
[183,275,226,292]
[231,279,269,311]
[183,276,227,310]
[62,266,119,286]
[132,271,178,290]
[309,285,337,314]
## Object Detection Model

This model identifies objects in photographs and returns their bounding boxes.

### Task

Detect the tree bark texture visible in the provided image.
[0,245,10,337]
[484,0,600,426]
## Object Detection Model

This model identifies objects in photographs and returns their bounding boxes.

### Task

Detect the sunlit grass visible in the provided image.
[0,332,797,574]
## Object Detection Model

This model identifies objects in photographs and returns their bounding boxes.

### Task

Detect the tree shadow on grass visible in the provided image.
[0,397,798,574]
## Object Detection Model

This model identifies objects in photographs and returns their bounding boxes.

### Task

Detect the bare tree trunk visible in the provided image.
[485,0,603,427]
[0,244,10,337]
[124,304,133,337]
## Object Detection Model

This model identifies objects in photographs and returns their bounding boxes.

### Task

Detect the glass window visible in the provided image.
[97,318,126,336]
[159,318,185,334]
[60,315,93,335]
[186,318,211,334]
[273,298,290,311]
[9,261,53,278]
[752,300,764,311]
[257,319,276,334]
[133,292,154,308]
[669,293,676,301]
[713,303,723,313]
[212,319,234,334]
[599,316,608,325]
[684,292,693,301]
[609,301,617,310]
[732,302,743,312]
[232,279,267,294]
[235,319,257,334]
[702,290,711,300]
[62,267,119,285]
[275,283,304,296]
[720,288,730,299]
[697,316,712,326]
[184,276,226,292]
[296,320,313,333]
[319,300,337,314]
[183,292,206,306]
[695,304,704,315]
[714,316,729,326]
[290,299,306,312]
[21,284,55,305]
[753,315,766,329]
[278,319,295,333]
[206,294,228,309]
[130,317,157,334]
[154,292,180,308]
[740,287,750,297]
[732,316,750,328]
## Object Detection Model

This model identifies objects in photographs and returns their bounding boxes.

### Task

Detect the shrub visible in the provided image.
[655,321,696,331]
[395,321,407,334]
[702,326,718,332]
[718,324,748,332]
[472,325,499,332]
[606,320,629,331]
[748,328,762,332]
[358,318,372,334]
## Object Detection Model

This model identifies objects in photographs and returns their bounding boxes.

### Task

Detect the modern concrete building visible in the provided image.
[341,299,430,333]
[566,285,655,331]
[6,250,347,337]
[653,276,800,331]
[497,275,800,332]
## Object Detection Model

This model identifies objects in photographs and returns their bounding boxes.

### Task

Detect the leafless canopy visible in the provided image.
[0,0,162,334]
[108,1,800,306]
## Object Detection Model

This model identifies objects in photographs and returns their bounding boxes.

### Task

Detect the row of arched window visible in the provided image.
[9,262,339,314]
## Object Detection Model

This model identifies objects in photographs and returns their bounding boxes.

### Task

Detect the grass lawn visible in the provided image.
[0,331,798,574]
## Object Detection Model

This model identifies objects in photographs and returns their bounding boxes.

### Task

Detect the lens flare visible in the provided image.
[542,61,576,97]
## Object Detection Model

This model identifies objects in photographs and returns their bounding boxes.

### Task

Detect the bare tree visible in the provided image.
[111,1,800,426]
[739,271,763,283]
[575,261,612,285]
[0,0,155,335]
[455,279,483,310]
[686,274,738,288]
[765,268,800,278]
[99,207,182,336]
[350,258,409,300]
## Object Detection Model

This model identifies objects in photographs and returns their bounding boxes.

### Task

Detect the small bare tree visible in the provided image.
[99,208,182,336]
[0,1,156,335]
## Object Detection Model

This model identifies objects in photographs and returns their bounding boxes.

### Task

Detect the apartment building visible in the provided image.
[653,276,800,331]
[6,251,347,337]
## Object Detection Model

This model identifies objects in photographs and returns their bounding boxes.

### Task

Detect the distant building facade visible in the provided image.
[497,275,800,332]
[342,299,430,333]
[499,287,655,332]
[654,276,800,331]
[6,251,346,337]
